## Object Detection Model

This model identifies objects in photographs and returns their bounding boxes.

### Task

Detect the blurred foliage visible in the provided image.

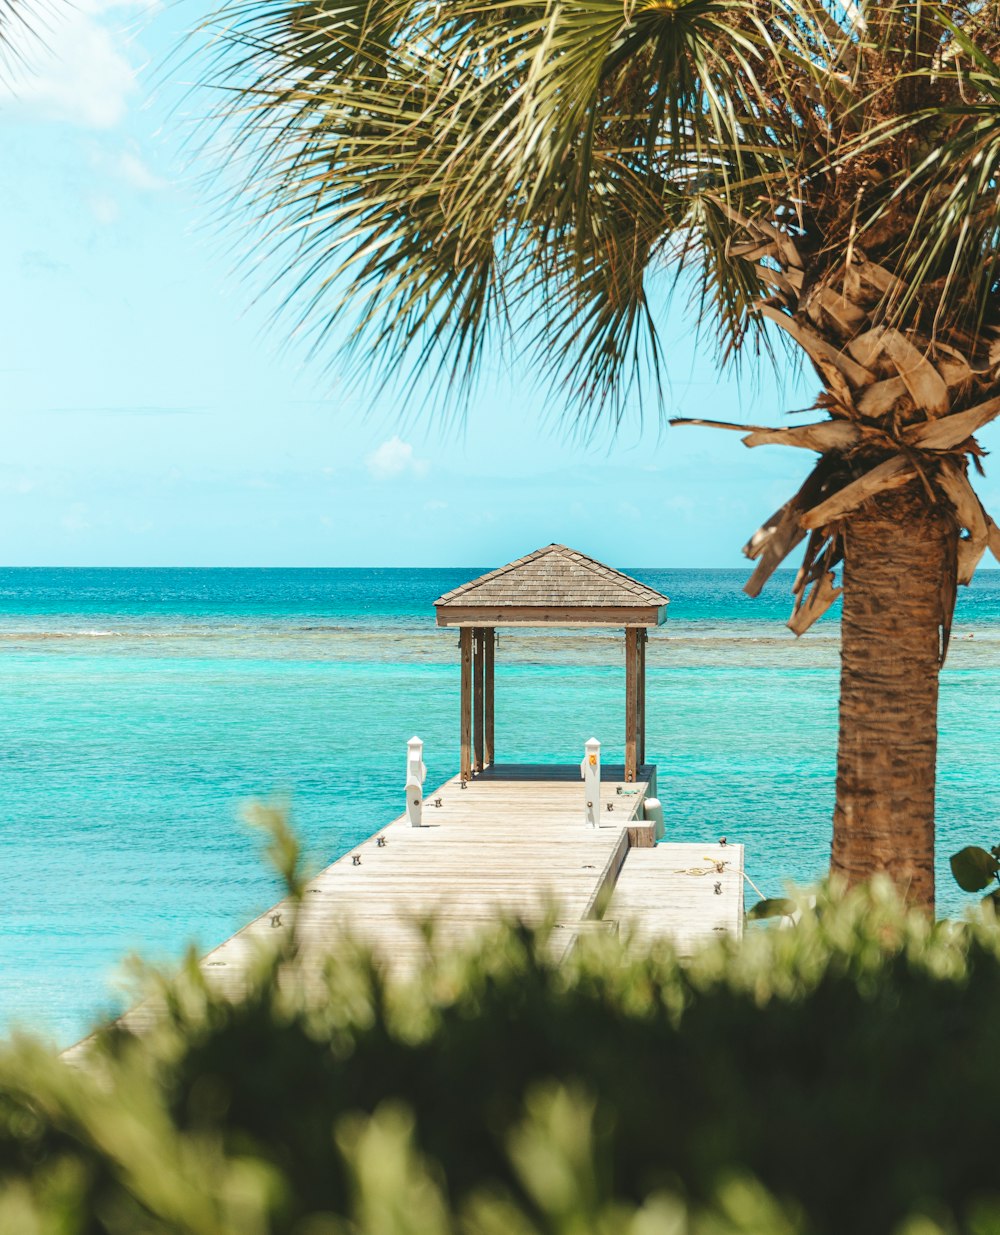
[744,897,796,922]
[5,814,1000,1233]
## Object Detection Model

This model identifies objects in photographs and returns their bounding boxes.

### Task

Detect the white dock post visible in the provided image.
[580,737,600,827]
[406,736,427,826]
[643,796,665,841]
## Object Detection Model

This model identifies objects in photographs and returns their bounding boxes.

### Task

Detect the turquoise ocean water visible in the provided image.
[2,566,999,1046]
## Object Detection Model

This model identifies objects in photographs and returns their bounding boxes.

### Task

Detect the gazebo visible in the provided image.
[435,544,668,783]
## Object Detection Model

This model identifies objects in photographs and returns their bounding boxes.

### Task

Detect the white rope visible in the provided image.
[671,858,730,877]
[670,857,769,905]
[741,871,768,903]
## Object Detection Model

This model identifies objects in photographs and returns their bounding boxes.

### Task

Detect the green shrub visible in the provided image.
[3,816,1000,1234]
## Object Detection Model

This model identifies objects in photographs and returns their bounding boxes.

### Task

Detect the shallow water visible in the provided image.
[1,567,997,1044]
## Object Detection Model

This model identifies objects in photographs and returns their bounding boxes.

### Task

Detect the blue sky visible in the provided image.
[3,3,999,569]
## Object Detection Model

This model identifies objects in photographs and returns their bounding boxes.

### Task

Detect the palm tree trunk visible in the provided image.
[831,483,958,913]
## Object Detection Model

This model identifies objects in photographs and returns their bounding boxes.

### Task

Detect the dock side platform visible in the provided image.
[608,841,744,955]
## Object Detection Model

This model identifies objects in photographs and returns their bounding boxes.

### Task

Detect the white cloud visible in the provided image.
[366,436,429,481]
[0,474,35,495]
[117,148,164,189]
[61,504,91,534]
[88,193,120,225]
[0,0,152,129]
[87,141,168,190]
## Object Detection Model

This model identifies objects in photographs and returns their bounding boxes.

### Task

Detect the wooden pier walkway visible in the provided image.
[64,764,743,1057]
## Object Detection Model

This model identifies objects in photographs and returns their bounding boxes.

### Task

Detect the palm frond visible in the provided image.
[0,0,51,83]
[195,0,1000,420]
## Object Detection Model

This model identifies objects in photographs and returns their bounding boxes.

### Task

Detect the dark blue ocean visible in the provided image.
[2,566,998,1044]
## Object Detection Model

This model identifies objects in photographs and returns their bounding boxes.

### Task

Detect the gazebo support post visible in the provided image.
[637,629,647,769]
[625,627,639,781]
[484,628,495,767]
[460,627,473,780]
[473,627,485,772]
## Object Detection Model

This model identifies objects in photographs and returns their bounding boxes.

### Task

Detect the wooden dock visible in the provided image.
[64,763,743,1058]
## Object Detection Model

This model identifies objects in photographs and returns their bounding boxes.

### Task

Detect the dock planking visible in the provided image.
[63,762,744,1059]
[609,841,745,954]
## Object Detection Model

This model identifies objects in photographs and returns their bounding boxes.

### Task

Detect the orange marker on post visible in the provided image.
[580,737,601,827]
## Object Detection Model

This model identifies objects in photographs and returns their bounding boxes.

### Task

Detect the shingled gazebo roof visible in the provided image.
[435,544,668,628]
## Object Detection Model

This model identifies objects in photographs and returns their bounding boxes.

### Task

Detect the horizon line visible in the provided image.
[0,562,798,571]
[1,563,996,571]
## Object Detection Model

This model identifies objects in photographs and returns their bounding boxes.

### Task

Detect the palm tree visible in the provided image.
[203,0,1000,912]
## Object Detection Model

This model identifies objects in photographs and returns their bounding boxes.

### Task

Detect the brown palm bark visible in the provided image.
[831,483,959,913]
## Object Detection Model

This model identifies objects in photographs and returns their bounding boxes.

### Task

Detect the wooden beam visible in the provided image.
[637,629,647,768]
[484,627,495,768]
[460,627,473,781]
[473,627,485,773]
[436,605,667,628]
[625,627,639,782]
